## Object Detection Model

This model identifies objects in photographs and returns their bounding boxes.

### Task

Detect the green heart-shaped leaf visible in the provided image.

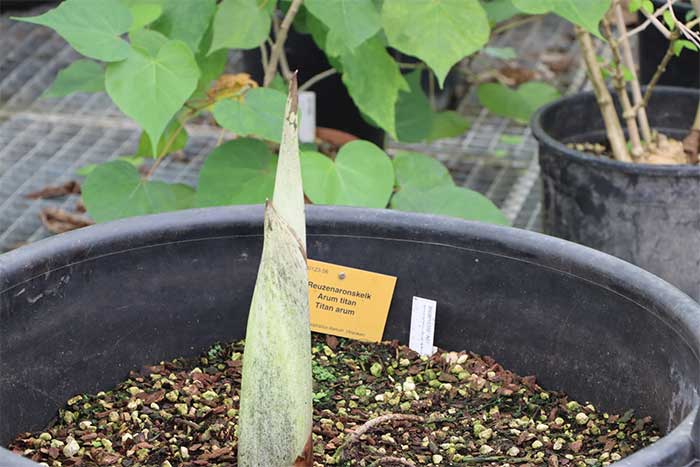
[212,88,287,143]
[14,0,132,62]
[210,0,272,52]
[43,59,105,98]
[304,0,381,55]
[128,3,162,32]
[83,160,194,222]
[301,140,394,208]
[77,154,144,177]
[381,0,490,86]
[477,81,560,124]
[195,49,228,95]
[395,71,470,143]
[195,138,278,207]
[482,0,521,24]
[106,40,200,156]
[152,0,217,52]
[391,185,509,225]
[135,119,188,158]
[340,38,408,138]
[393,151,454,192]
[512,0,611,38]
[427,111,470,141]
[128,28,168,56]
[395,71,434,143]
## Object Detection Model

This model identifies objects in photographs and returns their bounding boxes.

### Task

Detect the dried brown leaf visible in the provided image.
[26,181,81,199]
[39,207,93,234]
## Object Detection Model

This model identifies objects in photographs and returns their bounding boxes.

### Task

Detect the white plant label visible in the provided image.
[299,91,316,143]
[409,296,436,356]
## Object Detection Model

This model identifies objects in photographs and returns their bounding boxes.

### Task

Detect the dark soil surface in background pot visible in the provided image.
[8,335,659,467]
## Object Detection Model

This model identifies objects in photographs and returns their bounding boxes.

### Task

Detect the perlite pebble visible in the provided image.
[63,437,79,457]
[479,445,494,455]
[575,412,590,425]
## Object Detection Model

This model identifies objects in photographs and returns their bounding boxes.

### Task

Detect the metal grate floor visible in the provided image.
[0,7,594,252]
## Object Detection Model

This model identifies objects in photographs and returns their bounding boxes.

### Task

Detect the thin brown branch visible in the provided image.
[639,4,672,38]
[367,457,416,467]
[576,27,631,162]
[625,2,673,38]
[333,414,424,462]
[259,43,269,74]
[145,120,187,179]
[603,17,643,158]
[428,71,436,111]
[668,0,700,48]
[642,30,680,109]
[263,0,303,87]
[490,15,543,36]
[298,68,338,92]
[614,2,652,145]
[273,15,293,81]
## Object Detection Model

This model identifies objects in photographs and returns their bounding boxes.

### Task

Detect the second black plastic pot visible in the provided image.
[0,206,699,466]
[241,28,460,147]
[639,1,699,88]
[241,30,386,146]
[532,86,700,302]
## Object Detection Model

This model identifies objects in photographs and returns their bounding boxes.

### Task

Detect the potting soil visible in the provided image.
[8,334,660,467]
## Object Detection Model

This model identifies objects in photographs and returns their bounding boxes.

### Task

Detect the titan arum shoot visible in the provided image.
[238,75,313,467]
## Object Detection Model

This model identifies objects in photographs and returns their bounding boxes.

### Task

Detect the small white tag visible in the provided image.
[298,91,316,143]
[409,296,436,356]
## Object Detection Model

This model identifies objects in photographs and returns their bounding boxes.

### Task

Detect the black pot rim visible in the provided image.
[530,86,700,177]
[1,205,699,466]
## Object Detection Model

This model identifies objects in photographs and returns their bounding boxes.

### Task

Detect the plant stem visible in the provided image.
[216,127,226,146]
[490,15,542,36]
[640,4,672,38]
[263,0,303,87]
[145,117,189,179]
[397,62,425,69]
[692,0,700,134]
[625,1,672,38]
[454,456,533,465]
[428,71,436,111]
[614,2,653,145]
[688,0,700,162]
[641,30,680,109]
[273,15,293,81]
[602,17,643,158]
[259,43,269,74]
[333,414,424,462]
[575,27,631,162]
[367,457,416,467]
[298,68,338,92]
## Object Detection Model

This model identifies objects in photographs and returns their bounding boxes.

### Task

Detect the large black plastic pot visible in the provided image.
[533,86,700,302]
[1,206,699,466]
[639,1,699,88]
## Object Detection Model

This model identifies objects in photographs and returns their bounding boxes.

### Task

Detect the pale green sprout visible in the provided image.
[237,75,313,467]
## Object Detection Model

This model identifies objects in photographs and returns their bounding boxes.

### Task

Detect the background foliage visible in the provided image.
[15,0,583,225]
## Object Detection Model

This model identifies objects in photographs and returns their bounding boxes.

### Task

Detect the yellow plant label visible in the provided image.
[308,259,397,342]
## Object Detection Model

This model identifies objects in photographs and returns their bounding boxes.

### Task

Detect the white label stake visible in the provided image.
[298,91,316,143]
[409,296,436,356]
